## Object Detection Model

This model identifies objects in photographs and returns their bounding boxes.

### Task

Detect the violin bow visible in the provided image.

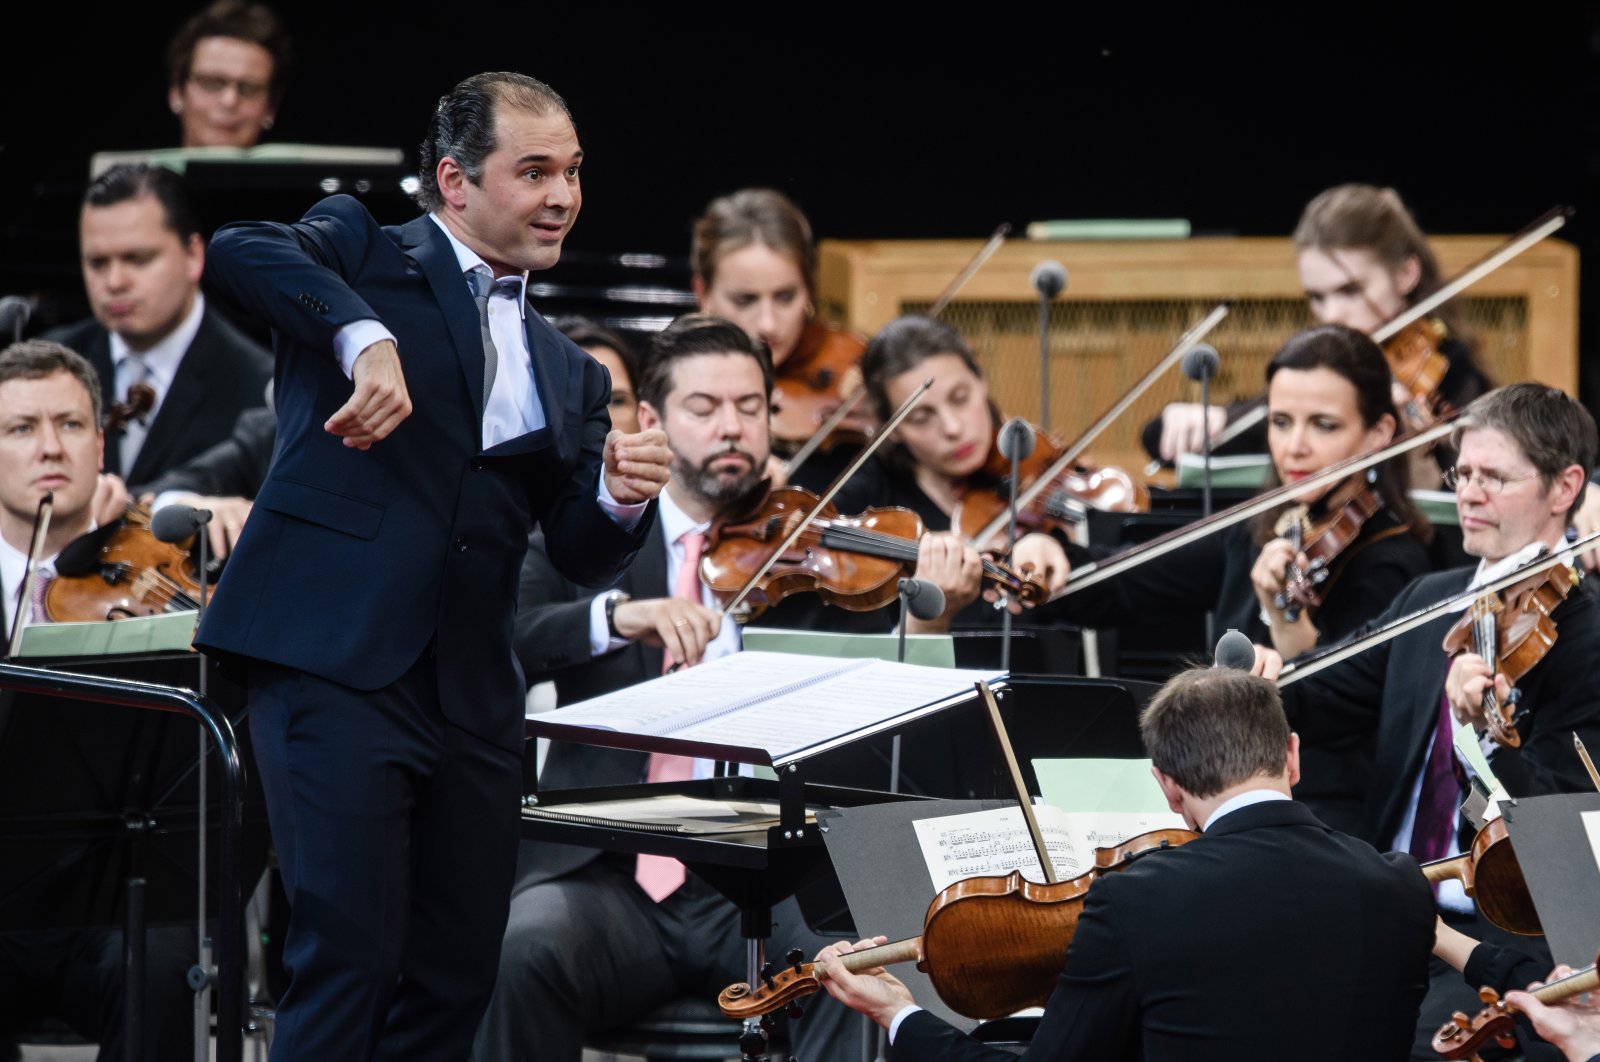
[1051,415,1457,601]
[717,378,935,621]
[1434,954,1600,1060]
[1574,733,1600,793]
[1277,529,1600,686]
[977,680,1059,882]
[7,490,54,658]
[782,222,1012,483]
[1212,206,1572,451]
[967,303,1230,549]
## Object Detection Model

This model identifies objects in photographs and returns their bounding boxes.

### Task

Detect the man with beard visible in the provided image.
[477,314,856,1061]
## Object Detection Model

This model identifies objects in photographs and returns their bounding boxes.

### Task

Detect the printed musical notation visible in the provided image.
[913,805,1187,893]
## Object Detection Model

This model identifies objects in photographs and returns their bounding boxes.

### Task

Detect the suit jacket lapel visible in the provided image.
[400,215,487,417]
[127,311,213,484]
[525,307,566,446]
[625,520,670,675]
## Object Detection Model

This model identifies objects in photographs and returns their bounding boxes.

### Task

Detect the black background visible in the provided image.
[5,4,1597,399]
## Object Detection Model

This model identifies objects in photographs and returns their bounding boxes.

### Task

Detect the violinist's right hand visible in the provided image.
[611,597,722,668]
[1252,644,1284,682]
[1158,402,1227,463]
[327,340,412,450]
[92,474,132,528]
[815,937,913,1030]
[906,532,982,634]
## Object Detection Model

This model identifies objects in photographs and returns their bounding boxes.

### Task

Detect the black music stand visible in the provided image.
[0,653,267,1062]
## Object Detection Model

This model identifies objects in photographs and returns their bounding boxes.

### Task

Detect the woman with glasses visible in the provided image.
[166,0,293,149]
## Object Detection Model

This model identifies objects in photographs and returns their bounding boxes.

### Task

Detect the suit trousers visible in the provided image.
[474,859,858,1062]
[249,653,521,1062]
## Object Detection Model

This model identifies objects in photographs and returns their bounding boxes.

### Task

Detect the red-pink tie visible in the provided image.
[635,530,707,901]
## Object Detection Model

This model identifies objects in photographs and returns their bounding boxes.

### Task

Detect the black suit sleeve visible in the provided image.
[141,407,277,499]
[513,531,611,682]
[891,1010,1018,1062]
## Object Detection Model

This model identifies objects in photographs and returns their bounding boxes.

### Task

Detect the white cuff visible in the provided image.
[887,1004,923,1044]
[597,474,648,530]
[334,320,396,378]
[588,593,629,656]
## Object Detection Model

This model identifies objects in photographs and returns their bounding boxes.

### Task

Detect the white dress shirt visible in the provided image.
[110,293,204,473]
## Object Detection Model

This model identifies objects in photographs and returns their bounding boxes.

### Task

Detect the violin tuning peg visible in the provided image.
[786,948,805,968]
[786,1003,804,1021]
[1451,1011,1472,1029]
[760,962,777,988]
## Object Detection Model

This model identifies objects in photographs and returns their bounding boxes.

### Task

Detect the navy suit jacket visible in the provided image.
[893,800,1434,1062]
[46,305,272,490]
[195,195,650,752]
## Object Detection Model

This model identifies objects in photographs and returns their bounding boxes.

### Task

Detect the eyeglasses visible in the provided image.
[1443,466,1541,495]
[188,73,269,101]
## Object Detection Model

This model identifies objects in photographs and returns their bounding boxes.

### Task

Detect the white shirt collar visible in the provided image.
[109,292,205,391]
[428,214,527,320]
[1468,540,1552,594]
[1202,788,1290,832]
[657,488,709,548]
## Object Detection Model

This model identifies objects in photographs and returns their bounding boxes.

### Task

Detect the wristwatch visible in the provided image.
[603,590,631,640]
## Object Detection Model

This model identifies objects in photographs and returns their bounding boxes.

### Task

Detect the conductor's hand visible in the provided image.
[1445,651,1504,728]
[327,341,412,449]
[1505,965,1600,1061]
[603,428,671,505]
[611,597,722,668]
[815,937,914,1030]
[1159,402,1227,463]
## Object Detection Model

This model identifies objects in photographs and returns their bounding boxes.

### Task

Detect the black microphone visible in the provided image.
[897,577,947,622]
[150,504,213,543]
[1213,628,1257,672]
[1030,261,1068,300]
[0,295,35,343]
[1181,343,1220,382]
[997,417,1036,463]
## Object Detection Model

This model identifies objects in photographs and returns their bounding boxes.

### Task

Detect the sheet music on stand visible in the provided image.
[531,651,1005,768]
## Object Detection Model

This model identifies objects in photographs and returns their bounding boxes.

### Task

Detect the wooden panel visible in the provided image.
[818,236,1579,473]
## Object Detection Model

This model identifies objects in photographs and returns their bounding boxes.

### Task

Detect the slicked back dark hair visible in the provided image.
[416,72,572,212]
[0,340,104,428]
[637,314,773,411]
[83,163,202,245]
[1139,667,1290,800]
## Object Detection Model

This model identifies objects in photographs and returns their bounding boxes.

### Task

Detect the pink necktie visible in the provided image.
[635,530,708,901]
[28,570,53,623]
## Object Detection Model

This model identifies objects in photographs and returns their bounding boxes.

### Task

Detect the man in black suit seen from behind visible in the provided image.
[816,666,1436,1062]
[45,163,272,491]
[477,314,856,1061]
[194,72,672,1062]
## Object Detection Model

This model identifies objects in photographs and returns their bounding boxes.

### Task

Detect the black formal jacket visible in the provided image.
[893,799,1435,1061]
[143,406,277,499]
[47,306,272,490]
[1280,566,1600,849]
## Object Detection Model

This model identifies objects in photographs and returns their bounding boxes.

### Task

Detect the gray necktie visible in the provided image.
[467,269,522,410]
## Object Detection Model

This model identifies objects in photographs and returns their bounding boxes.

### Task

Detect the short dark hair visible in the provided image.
[690,188,817,299]
[859,314,985,423]
[553,316,640,394]
[416,72,572,213]
[84,163,202,245]
[166,0,293,103]
[1451,383,1598,517]
[0,340,104,427]
[1139,668,1290,799]
[637,314,773,411]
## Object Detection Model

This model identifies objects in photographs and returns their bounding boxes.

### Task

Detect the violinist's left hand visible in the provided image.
[815,937,914,1030]
[602,428,671,505]
[1445,652,1507,728]
[983,532,1068,614]
[1250,539,1300,612]
[907,532,982,633]
[92,474,132,527]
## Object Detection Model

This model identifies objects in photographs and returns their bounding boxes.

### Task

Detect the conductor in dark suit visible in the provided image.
[45,163,272,490]
[195,72,671,1062]
[816,666,1437,1062]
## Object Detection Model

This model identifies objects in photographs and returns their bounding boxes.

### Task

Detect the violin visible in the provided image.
[700,484,1045,619]
[770,322,873,454]
[43,502,204,622]
[1270,470,1385,623]
[1417,815,1540,936]
[717,827,1198,1022]
[1383,316,1454,433]
[1440,551,1580,749]
[103,380,155,435]
[954,422,1149,548]
[1432,950,1600,1060]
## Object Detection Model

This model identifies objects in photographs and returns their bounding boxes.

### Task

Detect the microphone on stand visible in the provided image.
[1030,261,1067,429]
[0,295,36,343]
[151,503,213,689]
[1213,628,1258,672]
[1182,343,1221,652]
[996,417,1036,674]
